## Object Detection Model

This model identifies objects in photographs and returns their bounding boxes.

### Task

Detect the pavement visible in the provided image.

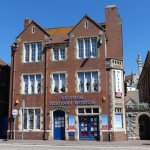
[0,139,150,150]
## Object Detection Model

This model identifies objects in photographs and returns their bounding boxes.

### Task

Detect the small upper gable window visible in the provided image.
[84,21,88,29]
[32,26,35,33]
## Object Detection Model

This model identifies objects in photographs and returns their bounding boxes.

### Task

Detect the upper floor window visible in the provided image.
[77,71,98,93]
[53,48,66,61]
[22,74,41,95]
[52,73,66,93]
[23,42,42,63]
[77,37,97,59]
[24,108,40,130]
[32,26,35,34]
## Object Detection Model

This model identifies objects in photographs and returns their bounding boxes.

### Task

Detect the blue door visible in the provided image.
[53,110,65,140]
[79,116,99,140]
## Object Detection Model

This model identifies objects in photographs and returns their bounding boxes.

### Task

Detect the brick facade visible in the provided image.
[8,5,126,141]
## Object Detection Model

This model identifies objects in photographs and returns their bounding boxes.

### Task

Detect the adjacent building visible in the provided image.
[0,59,10,138]
[8,5,126,141]
[137,51,150,140]
[125,53,150,140]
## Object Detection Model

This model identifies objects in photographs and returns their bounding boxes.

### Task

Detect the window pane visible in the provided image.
[23,75,28,94]
[78,39,83,58]
[37,42,42,61]
[60,73,66,93]
[85,72,91,92]
[24,43,29,62]
[31,43,36,61]
[30,75,35,94]
[78,72,84,92]
[29,109,34,129]
[91,38,97,57]
[93,108,99,113]
[54,49,59,60]
[53,74,59,92]
[85,38,90,58]
[24,109,27,129]
[60,48,65,60]
[36,75,41,94]
[92,72,98,92]
[78,108,84,113]
[86,108,91,113]
[35,109,40,129]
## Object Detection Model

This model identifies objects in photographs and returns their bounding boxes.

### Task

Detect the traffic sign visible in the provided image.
[12,109,18,118]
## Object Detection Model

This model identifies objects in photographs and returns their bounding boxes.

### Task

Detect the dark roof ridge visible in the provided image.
[45,26,73,30]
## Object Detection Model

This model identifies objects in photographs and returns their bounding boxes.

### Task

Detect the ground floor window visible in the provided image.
[24,108,41,130]
[114,107,123,129]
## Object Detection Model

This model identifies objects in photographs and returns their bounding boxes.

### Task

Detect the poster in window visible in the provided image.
[101,114,108,130]
[69,115,75,130]
[114,114,123,128]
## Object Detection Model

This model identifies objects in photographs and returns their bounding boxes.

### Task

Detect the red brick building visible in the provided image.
[8,5,126,141]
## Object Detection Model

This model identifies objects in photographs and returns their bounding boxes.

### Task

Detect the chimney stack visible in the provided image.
[24,17,31,29]
[105,5,123,60]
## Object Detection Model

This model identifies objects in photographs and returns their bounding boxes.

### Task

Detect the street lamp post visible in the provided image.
[22,100,25,140]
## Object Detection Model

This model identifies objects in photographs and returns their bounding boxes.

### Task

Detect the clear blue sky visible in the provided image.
[0,0,150,75]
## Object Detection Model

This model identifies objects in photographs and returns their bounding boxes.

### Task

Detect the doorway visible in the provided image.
[139,114,150,140]
[53,110,65,140]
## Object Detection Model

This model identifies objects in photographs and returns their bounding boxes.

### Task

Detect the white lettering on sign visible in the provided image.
[113,70,122,98]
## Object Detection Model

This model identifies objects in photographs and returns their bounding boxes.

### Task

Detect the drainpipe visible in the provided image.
[43,46,48,140]
[9,43,17,139]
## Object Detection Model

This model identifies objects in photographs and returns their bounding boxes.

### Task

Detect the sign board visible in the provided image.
[22,100,25,109]
[113,70,122,98]
[12,109,18,118]
[68,131,75,136]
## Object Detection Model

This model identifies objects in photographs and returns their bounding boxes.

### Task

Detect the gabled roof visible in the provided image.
[125,91,139,103]
[16,20,50,39]
[126,99,137,106]
[68,15,105,35]
[45,26,73,36]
